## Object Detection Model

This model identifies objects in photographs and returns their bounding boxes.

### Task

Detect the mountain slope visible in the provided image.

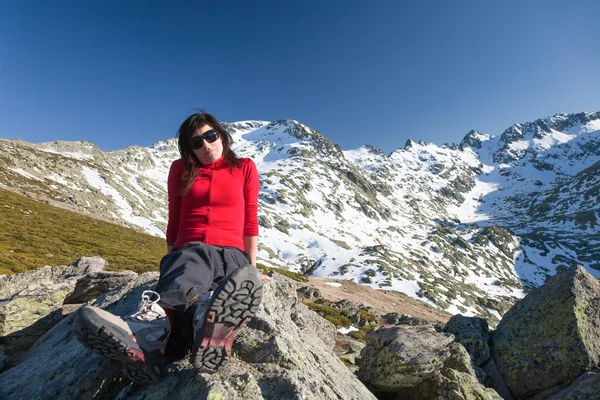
[1,111,599,323]
[0,187,165,275]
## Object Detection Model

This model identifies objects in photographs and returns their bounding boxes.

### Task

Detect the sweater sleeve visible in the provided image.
[166,159,184,245]
[243,158,260,237]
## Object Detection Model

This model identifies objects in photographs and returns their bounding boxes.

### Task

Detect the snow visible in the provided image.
[46,173,69,186]
[338,326,359,335]
[81,166,163,237]
[510,140,530,151]
[39,148,94,160]
[325,281,343,287]
[447,178,500,223]
[388,278,422,300]
[9,168,41,181]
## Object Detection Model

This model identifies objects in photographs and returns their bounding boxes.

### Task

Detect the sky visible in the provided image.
[1,0,599,154]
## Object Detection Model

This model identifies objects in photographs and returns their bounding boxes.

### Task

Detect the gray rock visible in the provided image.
[64,270,138,304]
[0,271,376,400]
[357,324,455,390]
[0,257,110,363]
[357,325,501,399]
[334,335,366,373]
[383,313,431,326]
[348,312,360,323]
[297,286,321,301]
[546,372,600,400]
[62,256,108,278]
[482,357,515,400]
[492,266,600,399]
[443,314,490,366]
[333,299,361,317]
[383,312,402,324]
[410,343,502,400]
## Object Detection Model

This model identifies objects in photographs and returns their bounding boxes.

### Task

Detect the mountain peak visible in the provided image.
[364,144,386,157]
[459,130,492,150]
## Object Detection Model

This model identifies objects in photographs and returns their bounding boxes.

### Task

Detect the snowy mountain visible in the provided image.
[1,111,599,323]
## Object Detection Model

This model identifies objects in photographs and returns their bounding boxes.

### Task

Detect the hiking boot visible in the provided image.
[191,264,264,373]
[73,290,170,384]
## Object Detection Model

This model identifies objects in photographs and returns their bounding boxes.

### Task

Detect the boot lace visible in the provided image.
[125,290,165,322]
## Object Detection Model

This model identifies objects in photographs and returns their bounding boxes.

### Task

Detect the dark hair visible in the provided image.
[176,111,239,196]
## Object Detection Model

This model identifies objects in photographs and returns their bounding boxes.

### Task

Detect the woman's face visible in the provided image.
[192,124,224,164]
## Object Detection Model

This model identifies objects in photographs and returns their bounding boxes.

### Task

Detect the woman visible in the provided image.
[73,112,263,384]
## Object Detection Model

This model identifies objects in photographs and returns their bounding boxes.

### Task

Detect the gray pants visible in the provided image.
[155,242,251,314]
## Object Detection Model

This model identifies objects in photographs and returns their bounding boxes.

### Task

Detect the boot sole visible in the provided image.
[73,306,162,385]
[191,265,264,373]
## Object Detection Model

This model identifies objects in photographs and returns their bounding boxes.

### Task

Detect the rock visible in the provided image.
[61,303,84,317]
[492,266,600,399]
[383,313,431,326]
[0,257,109,363]
[0,278,73,365]
[383,312,401,324]
[0,270,376,400]
[333,299,360,316]
[357,324,455,389]
[482,357,515,400]
[443,314,490,367]
[362,306,375,314]
[546,372,600,400]
[425,365,503,400]
[64,270,138,304]
[357,325,501,399]
[296,286,321,301]
[334,334,366,373]
[62,256,108,278]
[0,257,108,300]
[0,282,72,337]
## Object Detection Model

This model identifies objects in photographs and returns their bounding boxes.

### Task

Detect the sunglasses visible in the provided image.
[190,129,219,149]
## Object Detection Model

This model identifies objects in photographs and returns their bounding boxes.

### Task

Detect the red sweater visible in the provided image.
[166,157,259,251]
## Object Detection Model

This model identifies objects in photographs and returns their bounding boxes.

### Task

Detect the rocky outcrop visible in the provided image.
[384,312,436,328]
[546,372,600,399]
[2,260,600,399]
[492,266,600,399]
[0,262,376,400]
[443,314,490,371]
[358,325,455,390]
[355,266,600,400]
[0,257,119,363]
[357,324,502,399]
[64,270,138,304]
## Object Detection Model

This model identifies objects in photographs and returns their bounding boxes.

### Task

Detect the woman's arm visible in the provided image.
[243,236,257,265]
[243,159,260,265]
[166,160,183,253]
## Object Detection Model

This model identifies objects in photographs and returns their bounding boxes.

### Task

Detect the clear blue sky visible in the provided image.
[1,1,599,154]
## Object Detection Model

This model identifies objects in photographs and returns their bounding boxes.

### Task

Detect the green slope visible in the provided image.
[0,188,165,275]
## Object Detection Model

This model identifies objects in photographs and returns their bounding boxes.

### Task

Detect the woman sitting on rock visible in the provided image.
[73,111,264,384]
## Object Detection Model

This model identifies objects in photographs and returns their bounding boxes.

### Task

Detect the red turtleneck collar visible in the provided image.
[200,155,225,169]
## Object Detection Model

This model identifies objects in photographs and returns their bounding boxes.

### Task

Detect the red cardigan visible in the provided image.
[166,157,259,251]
